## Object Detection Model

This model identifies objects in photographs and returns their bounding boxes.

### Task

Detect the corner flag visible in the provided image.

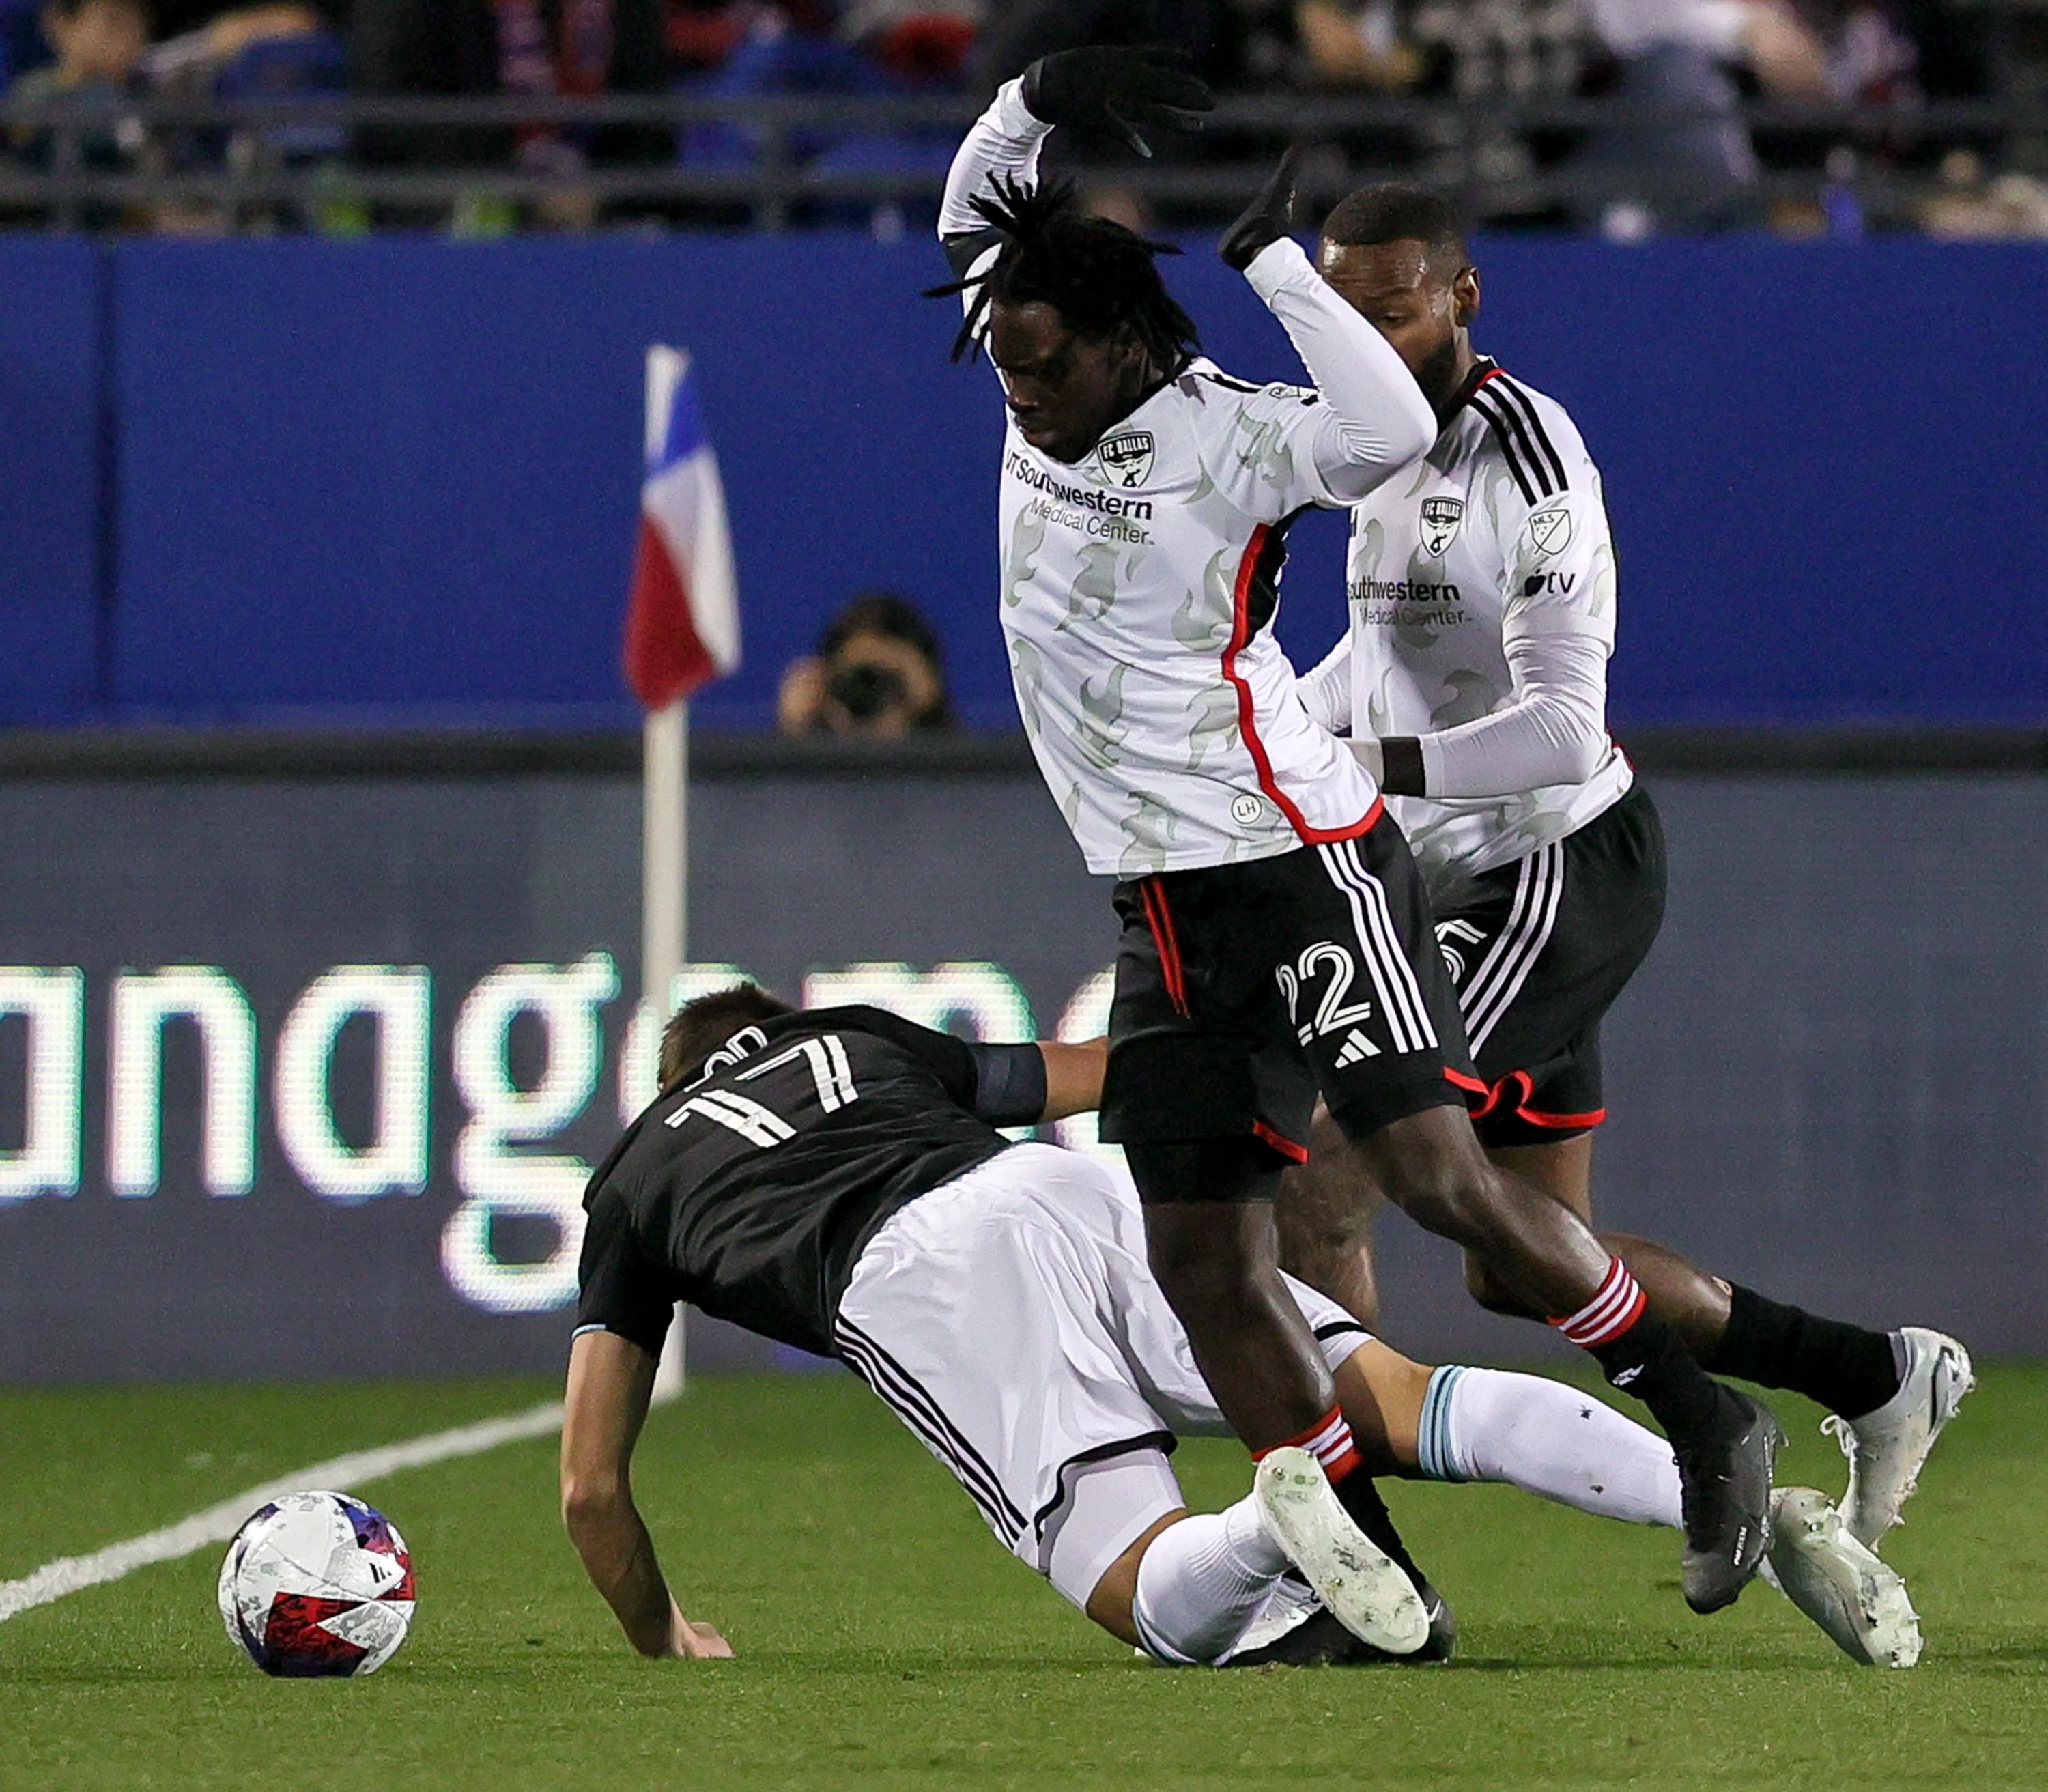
[623,347,740,708]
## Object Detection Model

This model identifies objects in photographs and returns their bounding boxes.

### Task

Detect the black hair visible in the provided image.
[927,173,1199,373]
[1320,183,1470,269]
[659,982,796,1090]
[820,591,943,669]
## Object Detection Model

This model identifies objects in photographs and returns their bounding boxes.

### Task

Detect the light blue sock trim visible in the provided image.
[1416,1365,1470,1483]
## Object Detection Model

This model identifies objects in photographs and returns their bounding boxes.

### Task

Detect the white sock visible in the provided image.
[1130,1494,1290,1666]
[1417,1364,1683,1530]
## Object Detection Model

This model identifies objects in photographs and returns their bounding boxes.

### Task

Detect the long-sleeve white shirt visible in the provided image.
[1301,360,1633,893]
[940,82,1439,876]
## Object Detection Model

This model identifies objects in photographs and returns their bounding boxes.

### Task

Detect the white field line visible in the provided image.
[0,1398,565,1623]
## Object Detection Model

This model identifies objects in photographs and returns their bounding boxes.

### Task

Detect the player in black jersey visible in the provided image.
[560,986,1919,1668]
[563,982,1432,1663]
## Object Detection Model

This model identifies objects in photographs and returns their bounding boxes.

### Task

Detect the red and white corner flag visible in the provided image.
[623,345,740,708]
[623,345,736,1406]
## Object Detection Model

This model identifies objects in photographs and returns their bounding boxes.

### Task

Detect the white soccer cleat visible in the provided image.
[1763,1487,1921,1668]
[1822,1327,1975,1551]
[1251,1447,1429,1657]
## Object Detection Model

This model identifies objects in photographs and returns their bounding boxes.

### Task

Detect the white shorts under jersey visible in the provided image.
[834,1143,1368,1609]
[1307,362,1633,892]
[941,81,1436,879]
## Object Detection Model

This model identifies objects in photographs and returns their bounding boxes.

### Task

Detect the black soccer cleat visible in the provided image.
[1226,1582,1455,1668]
[1677,1387,1784,1613]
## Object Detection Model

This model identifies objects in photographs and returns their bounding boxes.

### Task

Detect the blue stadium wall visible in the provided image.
[3,233,2047,731]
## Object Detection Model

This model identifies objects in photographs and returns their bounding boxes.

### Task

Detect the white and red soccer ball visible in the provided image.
[218,1491,414,1677]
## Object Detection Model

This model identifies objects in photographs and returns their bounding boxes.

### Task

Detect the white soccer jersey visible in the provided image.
[941,80,1436,879]
[1330,362,1632,890]
[997,365,1392,877]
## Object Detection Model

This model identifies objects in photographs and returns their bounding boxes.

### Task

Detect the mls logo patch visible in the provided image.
[1419,495,1464,557]
[1527,502,1573,558]
[1097,430,1156,488]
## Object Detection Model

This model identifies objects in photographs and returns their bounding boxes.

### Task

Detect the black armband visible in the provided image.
[965,1042,1048,1128]
[1380,737,1427,798]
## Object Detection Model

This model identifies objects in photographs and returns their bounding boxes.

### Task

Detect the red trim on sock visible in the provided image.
[1320,1441,1363,1483]
[1550,1260,1648,1348]
[1252,1406,1352,1461]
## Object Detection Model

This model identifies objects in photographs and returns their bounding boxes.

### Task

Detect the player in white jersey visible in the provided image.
[1283,184,1972,1551]
[934,46,1781,1619]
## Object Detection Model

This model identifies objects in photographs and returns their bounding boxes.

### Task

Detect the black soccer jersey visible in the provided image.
[574,1006,1044,1360]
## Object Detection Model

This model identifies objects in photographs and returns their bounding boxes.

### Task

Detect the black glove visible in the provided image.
[1219,147,1303,272]
[1019,45,1213,159]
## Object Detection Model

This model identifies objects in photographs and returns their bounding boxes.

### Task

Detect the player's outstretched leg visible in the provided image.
[1346,1105,1781,1612]
[1288,1119,1971,1555]
[1480,1137,1974,1552]
[1377,1356,1920,1667]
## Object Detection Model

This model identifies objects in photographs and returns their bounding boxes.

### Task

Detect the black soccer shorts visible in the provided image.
[1099,811,1478,1180]
[1435,781,1666,1148]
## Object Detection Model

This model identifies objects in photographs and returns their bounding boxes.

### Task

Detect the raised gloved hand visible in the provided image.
[1219,147,1303,271]
[1019,45,1213,158]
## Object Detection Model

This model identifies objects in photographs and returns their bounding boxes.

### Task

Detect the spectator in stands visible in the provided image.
[1572,0,1834,231]
[352,0,670,225]
[777,592,956,738]
[4,0,151,172]
[1292,0,1836,230]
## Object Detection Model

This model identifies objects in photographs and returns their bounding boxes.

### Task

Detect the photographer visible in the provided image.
[776,591,956,738]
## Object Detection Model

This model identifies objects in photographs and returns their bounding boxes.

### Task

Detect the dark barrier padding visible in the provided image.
[0,236,101,721]
[0,767,2040,1380]
[3,235,2047,728]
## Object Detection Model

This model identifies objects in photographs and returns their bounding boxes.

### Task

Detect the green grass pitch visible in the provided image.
[3,1367,2044,1791]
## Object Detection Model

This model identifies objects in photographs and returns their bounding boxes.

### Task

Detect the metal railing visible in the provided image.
[1,88,2043,232]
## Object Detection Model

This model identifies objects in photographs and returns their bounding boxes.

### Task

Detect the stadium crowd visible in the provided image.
[1,0,2043,234]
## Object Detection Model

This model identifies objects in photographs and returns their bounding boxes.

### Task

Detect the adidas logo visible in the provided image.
[1611,1365,1642,1387]
[1333,1029,1380,1068]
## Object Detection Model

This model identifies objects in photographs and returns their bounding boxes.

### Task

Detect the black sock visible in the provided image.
[1703,1284,1902,1419]
[1590,1311,1731,1445]
[1333,1471,1429,1591]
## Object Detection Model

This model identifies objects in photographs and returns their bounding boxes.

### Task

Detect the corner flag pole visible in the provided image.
[644,695,689,1403]
[641,345,691,1404]
[627,341,740,1402]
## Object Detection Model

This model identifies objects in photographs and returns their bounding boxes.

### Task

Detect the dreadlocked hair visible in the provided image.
[926,174,1200,373]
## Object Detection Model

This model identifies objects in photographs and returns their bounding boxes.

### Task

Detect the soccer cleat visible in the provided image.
[1252,1447,1429,1655]
[1677,1388,1783,1614]
[1763,1487,1922,1667]
[1823,1328,1974,1551]
[1225,1581,1455,1668]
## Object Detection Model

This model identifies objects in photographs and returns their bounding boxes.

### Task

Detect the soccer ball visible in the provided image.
[217,1490,415,1677]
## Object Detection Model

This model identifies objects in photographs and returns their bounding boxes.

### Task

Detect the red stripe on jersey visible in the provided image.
[1223,524,1382,846]
[1251,1119,1310,1164]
